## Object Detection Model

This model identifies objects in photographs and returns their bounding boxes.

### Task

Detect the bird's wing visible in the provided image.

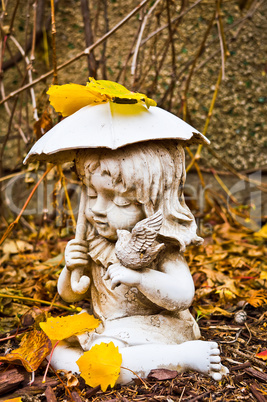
[136,209,163,232]
[131,210,163,252]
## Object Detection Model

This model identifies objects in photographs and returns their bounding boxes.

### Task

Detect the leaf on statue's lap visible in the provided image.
[40,312,100,340]
[77,342,122,391]
[0,330,52,372]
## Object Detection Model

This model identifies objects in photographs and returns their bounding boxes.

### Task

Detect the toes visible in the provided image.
[210,363,222,372]
[210,355,221,364]
[209,342,218,349]
[211,372,222,381]
[209,342,220,356]
[221,364,229,375]
[210,347,220,356]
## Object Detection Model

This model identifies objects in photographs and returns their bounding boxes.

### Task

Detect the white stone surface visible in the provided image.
[23,102,209,164]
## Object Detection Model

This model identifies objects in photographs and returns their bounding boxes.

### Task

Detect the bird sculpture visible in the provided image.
[115,210,165,270]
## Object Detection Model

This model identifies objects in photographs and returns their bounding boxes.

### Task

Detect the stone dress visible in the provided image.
[74,229,201,351]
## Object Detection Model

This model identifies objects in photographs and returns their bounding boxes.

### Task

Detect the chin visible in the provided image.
[98,230,117,242]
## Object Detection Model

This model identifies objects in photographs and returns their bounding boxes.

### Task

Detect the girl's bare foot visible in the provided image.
[178,340,228,381]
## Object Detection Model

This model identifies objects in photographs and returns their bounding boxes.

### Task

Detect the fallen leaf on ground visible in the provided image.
[77,342,122,391]
[3,398,23,402]
[254,223,267,238]
[57,369,79,387]
[0,330,51,372]
[148,369,178,380]
[1,239,33,255]
[40,312,100,340]
[195,305,232,317]
[255,350,267,360]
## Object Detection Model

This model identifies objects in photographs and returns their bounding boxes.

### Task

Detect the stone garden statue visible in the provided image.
[24,79,228,384]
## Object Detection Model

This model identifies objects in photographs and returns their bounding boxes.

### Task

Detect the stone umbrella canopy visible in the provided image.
[24,101,209,294]
[24,101,209,164]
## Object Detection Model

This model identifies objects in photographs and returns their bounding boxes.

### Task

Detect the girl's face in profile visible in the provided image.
[84,168,145,241]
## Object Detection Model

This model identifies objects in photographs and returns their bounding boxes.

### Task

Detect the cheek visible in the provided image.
[108,206,145,230]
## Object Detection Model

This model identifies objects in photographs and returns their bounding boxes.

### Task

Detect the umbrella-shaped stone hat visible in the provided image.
[24,101,209,164]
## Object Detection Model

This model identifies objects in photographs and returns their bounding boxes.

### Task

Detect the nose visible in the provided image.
[91,195,108,216]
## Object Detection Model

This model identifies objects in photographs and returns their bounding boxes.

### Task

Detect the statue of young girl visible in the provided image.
[51,140,228,383]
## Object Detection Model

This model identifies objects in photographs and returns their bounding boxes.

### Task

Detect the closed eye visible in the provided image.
[113,196,131,207]
[87,187,97,198]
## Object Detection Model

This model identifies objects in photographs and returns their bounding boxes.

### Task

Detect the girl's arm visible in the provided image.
[138,251,194,311]
[105,250,195,311]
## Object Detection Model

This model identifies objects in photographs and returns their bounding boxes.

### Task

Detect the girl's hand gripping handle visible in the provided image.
[69,185,90,294]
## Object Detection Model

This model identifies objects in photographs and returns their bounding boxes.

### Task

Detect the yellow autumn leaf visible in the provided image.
[245,289,267,308]
[40,312,100,340]
[47,78,156,117]
[3,398,23,402]
[254,223,267,239]
[47,83,107,116]
[195,305,232,317]
[0,330,51,372]
[87,77,157,108]
[77,342,122,391]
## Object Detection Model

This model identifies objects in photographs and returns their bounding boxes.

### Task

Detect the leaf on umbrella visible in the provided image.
[40,312,100,340]
[47,83,107,116]
[87,77,157,108]
[0,330,52,372]
[47,78,156,117]
[76,342,122,391]
[255,350,267,360]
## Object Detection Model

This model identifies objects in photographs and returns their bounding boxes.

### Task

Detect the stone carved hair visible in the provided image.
[75,140,203,251]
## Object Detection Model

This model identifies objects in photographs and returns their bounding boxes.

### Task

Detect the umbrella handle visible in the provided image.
[70,185,90,294]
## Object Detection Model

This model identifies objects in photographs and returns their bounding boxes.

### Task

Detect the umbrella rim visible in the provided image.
[23,103,210,164]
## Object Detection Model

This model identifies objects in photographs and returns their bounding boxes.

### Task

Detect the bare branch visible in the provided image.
[30,1,37,62]
[140,0,204,48]
[2,0,54,71]
[131,0,162,81]
[50,0,58,84]
[9,35,38,121]
[80,0,97,77]
[0,0,150,106]
[100,0,109,79]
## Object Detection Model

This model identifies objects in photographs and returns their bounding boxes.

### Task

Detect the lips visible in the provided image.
[93,219,108,227]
